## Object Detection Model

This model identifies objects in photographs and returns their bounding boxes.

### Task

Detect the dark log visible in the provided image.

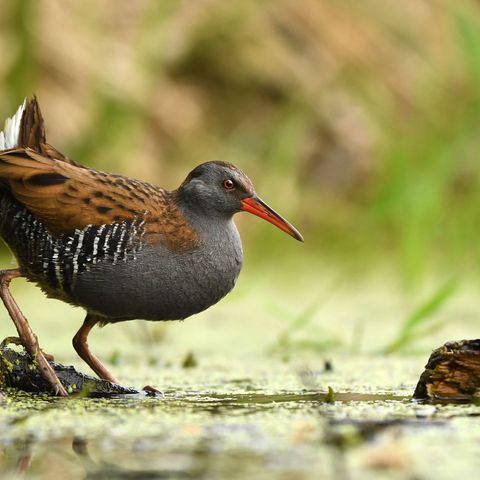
[0,338,139,396]
[413,339,480,402]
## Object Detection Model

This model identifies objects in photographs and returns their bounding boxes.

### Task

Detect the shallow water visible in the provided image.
[1,354,480,480]
[2,271,480,479]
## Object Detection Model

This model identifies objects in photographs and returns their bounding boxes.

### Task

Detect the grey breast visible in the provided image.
[71,219,243,322]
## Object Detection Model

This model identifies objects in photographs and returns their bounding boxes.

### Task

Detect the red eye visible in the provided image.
[223,179,235,190]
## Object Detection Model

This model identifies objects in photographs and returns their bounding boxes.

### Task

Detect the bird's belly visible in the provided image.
[69,242,243,322]
[0,197,243,322]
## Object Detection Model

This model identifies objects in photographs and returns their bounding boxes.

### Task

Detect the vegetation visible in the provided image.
[1,1,480,351]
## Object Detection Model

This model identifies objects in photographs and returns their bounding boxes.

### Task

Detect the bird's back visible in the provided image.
[0,98,243,322]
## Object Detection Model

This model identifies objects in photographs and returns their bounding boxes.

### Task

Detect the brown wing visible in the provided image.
[0,148,171,236]
[0,97,198,250]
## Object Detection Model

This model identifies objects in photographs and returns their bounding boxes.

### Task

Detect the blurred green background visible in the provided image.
[1,0,480,362]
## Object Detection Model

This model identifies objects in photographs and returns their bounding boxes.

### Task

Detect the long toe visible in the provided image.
[42,350,55,362]
[142,385,163,397]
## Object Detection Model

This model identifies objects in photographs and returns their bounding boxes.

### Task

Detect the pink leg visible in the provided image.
[73,314,119,384]
[0,269,67,396]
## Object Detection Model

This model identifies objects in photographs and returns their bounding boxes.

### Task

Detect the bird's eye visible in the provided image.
[223,179,235,190]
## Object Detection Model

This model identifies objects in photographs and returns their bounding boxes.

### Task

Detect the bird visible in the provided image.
[0,97,303,396]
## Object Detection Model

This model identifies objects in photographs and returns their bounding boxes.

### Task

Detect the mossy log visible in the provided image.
[413,340,480,402]
[0,338,139,396]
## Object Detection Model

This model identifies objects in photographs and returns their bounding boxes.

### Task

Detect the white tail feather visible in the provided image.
[0,99,26,151]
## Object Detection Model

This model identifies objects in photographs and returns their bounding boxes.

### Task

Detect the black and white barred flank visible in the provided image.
[0,195,145,294]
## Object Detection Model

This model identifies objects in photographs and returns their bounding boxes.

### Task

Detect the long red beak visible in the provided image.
[241,195,304,241]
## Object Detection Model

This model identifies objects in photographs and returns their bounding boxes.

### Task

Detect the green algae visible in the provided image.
[1,277,480,479]
[0,355,479,480]
[0,349,14,390]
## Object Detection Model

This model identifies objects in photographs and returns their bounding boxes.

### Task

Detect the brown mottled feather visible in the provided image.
[0,99,198,250]
[19,96,83,167]
[18,95,45,151]
[0,149,198,249]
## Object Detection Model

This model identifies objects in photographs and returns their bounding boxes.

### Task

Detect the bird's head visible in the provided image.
[178,161,303,241]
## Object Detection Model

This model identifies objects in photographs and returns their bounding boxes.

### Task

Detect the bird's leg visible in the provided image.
[72,314,120,384]
[0,269,67,396]
[42,351,55,362]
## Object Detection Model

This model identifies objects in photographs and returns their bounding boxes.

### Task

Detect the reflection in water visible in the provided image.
[15,439,33,475]
[8,437,199,479]
[0,389,415,478]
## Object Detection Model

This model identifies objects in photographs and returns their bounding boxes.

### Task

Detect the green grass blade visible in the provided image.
[382,280,458,354]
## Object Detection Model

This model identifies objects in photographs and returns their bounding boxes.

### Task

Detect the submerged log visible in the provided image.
[0,338,139,396]
[413,340,480,402]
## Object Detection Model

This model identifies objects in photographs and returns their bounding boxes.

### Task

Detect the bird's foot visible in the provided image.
[42,351,55,362]
[1,336,67,396]
[1,336,23,349]
[1,336,54,361]
[142,385,163,397]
